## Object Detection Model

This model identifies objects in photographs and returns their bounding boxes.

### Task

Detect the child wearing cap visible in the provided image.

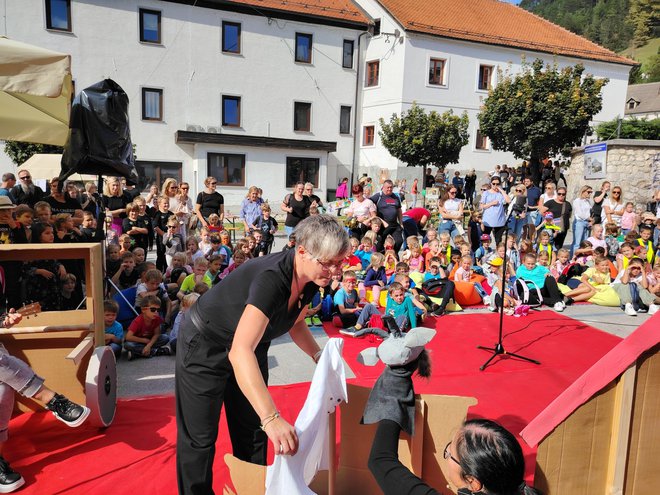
[535,212,561,245]
[473,234,493,265]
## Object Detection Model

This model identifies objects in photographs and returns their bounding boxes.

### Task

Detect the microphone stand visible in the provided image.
[477,199,541,371]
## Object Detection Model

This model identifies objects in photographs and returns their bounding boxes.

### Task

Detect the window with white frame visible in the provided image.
[475,129,489,150]
[478,65,494,91]
[142,88,163,121]
[294,102,312,132]
[363,125,375,146]
[366,60,379,87]
[295,33,313,64]
[45,0,71,31]
[428,58,446,86]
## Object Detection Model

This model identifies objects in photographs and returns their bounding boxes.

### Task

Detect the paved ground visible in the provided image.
[117,230,650,398]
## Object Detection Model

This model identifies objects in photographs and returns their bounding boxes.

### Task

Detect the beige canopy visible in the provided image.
[20,154,97,181]
[0,36,72,146]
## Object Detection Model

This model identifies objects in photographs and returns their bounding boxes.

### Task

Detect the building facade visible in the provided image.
[0,0,369,206]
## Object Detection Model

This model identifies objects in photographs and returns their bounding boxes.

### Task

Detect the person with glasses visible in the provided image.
[102,176,129,238]
[590,181,610,225]
[171,181,194,239]
[281,182,311,237]
[604,186,625,227]
[507,184,527,239]
[175,215,349,493]
[479,178,510,245]
[371,180,405,252]
[11,169,45,208]
[571,186,594,256]
[240,186,264,236]
[194,176,225,229]
[539,186,572,250]
[124,294,170,360]
[438,187,465,238]
[303,182,323,209]
[522,177,542,241]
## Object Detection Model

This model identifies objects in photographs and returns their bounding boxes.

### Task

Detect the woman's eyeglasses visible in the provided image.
[209,182,218,186]
[515,189,523,193]
[443,442,460,465]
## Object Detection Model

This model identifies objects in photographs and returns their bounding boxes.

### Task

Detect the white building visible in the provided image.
[0,0,370,206]
[624,82,660,120]
[351,0,635,184]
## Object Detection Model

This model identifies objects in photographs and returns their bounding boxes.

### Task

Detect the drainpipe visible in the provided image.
[350,31,371,188]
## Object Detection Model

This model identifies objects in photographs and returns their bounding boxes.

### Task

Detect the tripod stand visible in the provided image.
[477,202,540,371]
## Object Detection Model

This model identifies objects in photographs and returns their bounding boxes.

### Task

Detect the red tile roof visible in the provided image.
[376,0,635,66]
[222,0,370,25]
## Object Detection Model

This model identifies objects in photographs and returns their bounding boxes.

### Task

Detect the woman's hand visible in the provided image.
[263,416,299,455]
[37,269,54,279]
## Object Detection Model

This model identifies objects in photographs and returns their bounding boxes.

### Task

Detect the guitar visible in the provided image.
[1,302,42,327]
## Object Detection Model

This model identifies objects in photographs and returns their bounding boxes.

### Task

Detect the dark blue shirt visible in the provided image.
[526,185,541,210]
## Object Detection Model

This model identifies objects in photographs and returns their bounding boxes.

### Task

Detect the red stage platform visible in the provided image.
[4,312,622,494]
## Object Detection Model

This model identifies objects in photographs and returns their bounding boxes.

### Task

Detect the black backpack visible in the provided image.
[421,278,447,297]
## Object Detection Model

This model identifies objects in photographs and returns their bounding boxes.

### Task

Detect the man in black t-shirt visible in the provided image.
[424,167,435,189]
[370,180,404,251]
[11,169,45,207]
[44,179,84,224]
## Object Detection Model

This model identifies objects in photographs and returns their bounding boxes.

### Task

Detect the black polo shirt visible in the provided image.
[45,195,81,217]
[370,192,402,225]
[193,249,318,348]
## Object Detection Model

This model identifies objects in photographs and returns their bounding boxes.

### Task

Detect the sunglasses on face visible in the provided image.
[491,182,500,186]
[209,182,218,186]
[613,191,621,194]
[211,240,221,243]
[515,189,523,193]
[557,193,566,196]
[19,175,31,180]
[147,307,160,313]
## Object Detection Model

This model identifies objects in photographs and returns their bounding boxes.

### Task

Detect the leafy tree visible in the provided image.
[477,59,608,182]
[595,117,660,140]
[4,141,63,166]
[378,103,469,169]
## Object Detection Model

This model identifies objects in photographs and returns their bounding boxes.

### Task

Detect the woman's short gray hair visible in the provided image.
[295,214,349,260]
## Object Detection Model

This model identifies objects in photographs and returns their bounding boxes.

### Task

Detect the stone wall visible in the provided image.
[567,139,660,209]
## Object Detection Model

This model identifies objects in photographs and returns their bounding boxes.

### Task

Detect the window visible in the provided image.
[222,21,241,53]
[139,8,161,43]
[286,157,319,188]
[222,95,241,127]
[295,33,313,63]
[429,58,446,86]
[475,129,489,150]
[342,40,354,69]
[363,125,375,146]
[208,153,245,186]
[142,88,163,121]
[134,161,182,193]
[478,64,494,91]
[373,19,381,36]
[45,0,71,32]
[294,102,311,132]
[627,99,638,110]
[366,60,379,87]
[339,106,351,135]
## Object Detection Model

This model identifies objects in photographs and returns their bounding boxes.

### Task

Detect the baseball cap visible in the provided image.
[480,234,490,241]
[544,212,554,219]
[488,257,504,267]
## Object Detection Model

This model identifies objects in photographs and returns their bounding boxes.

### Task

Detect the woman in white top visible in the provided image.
[571,185,593,256]
[604,185,625,227]
[438,186,464,236]
[537,181,557,208]
[344,183,376,237]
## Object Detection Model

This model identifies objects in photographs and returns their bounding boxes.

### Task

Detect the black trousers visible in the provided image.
[175,321,269,495]
[483,225,506,245]
[382,224,404,253]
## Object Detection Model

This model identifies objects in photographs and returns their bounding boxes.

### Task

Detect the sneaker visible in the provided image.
[304,317,313,326]
[126,350,133,361]
[155,346,171,357]
[311,315,323,326]
[0,456,25,493]
[482,295,491,306]
[649,304,659,315]
[563,296,574,306]
[431,307,445,317]
[339,327,357,337]
[624,303,638,316]
[45,394,90,428]
[488,304,497,312]
[553,302,565,312]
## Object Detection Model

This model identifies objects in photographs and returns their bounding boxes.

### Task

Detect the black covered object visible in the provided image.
[59,79,138,182]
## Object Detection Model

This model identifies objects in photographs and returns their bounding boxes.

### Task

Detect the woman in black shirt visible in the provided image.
[281,182,311,236]
[194,176,224,228]
[102,177,128,238]
[175,215,349,494]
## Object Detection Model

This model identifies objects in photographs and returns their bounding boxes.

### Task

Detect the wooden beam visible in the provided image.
[66,335,95,366]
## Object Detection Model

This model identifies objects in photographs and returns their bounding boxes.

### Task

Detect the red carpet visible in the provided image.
[4,312,622,494]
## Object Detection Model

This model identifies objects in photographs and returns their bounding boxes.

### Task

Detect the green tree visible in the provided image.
[477,59,608,180]
[378,103,469,168]
[595,117,660,140]
[626,0,658,48]
[3,141,63,166]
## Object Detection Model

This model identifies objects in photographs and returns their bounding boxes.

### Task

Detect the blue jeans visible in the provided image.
[507,215,525,239]
[285,225,295,237]
[438,220,458,237]
[124,334,170,357]
[571,219,590,256]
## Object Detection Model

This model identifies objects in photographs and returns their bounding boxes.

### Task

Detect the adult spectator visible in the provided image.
[194,176,224,228]
[591,181,610,225]
[370,180,404,252]
[161,178,180,212]
[402,206,431,240]
[499,165,511,192]
[102,177,129,237]
[303,183,323,209]
[240,186,264,235]
[409,178,419,208]
[80,182,101,218]
[344,183,376,238]
[122,179,141,202]
[572,185,593,256]
[174,182,194,239]
[44,178,84,224]
[507,184,527,239]
[523,176,541,241]
[145,184,160,211]
[66,183,81,205]
[434,168,447,186]
[479,176,509,245]
[11,169,45,207]
[540,186,572,249]
[451,171,464,192]
[438,186,464,237]
[538,181,557,208]
[424,167,435,189]
[0,173,16,203]
[604,185,624,227]
[464,169,477,206]
[281,182,310,236]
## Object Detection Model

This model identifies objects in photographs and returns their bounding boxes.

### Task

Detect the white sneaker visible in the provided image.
[488,304,497,312]
[624,303,637,316]
[649,304,659,315]
[553,302,565,312]
[483,295,491,306]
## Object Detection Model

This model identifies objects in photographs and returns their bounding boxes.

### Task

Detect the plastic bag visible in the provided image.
[59,79,138,182]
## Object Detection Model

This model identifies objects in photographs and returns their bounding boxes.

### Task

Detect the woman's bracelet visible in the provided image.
[312,350,322,364]
[260,411,280,431]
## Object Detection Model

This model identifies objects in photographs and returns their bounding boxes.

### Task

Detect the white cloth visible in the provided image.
[572,198,592,221]
[265,338,347,495]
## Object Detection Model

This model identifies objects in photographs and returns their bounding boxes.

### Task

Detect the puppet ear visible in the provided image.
[404,327,436,349]
[357,347,379,366]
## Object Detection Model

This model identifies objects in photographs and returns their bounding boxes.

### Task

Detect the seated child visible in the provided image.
[535,231,555,264]
[206,234,230,269]
[359,252,387,304]
[185,236,205,265]
[454,255,491,306]
[563,256,612,303]
[170,292,200,354]
[506,234,521,270]
[136,268,171,321]
[572,240,594,266]
[387,262,415,288]
[422,229,438,252]
[177,257,212,300]
[54,213,81,243]
[487,257,518,313]
[515,252,567,311]
[206,254,223,286]
[252,230,268,257]
[613,258,659,316]
[103,299,123,358]
[586,223,608,254]
[537,250,550,268]
[111,251,140,290]
[551,248,571,280]
[419,257,455,316]
[332,270,363,328]
[474,234,493,265]
[616,242,636,274]
[367,217,384,252]
[124,295,170,360]
[354,237,374,271]
[59,273,78,311]
[163,219,184,267]
[132,247,146,265]
[401,237,425,273]
[535,212,560,245]
[438,232,453,268]
[11,204,35,243]
[198,227,212,256]
[282,232,296,251]
[636,224,655,264]
[220,249,247,280]
[105,244,122,279]
[122,202,149,251]
[118,233,133,255]
[383,236,398,276]
[424,257,446,282]
[604,222,621,259]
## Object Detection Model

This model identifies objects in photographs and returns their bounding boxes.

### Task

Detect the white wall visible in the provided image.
[0,0,361,205]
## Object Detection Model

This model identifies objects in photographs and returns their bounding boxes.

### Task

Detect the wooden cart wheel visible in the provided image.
[85,346,117,427]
